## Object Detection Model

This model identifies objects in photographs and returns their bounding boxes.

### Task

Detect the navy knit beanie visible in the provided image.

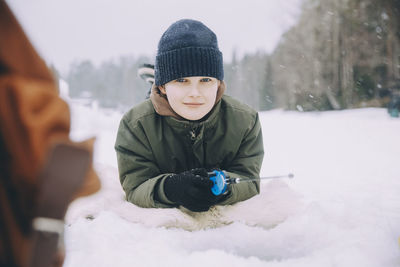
[155,19,224,86]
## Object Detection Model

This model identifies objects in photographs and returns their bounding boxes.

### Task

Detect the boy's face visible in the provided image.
[160,76,220,121]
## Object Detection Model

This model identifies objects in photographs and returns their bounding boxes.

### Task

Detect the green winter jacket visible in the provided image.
[115,94,264,208]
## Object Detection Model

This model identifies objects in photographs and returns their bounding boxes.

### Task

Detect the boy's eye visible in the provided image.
[176,78,186,83]
[200,78,212,82]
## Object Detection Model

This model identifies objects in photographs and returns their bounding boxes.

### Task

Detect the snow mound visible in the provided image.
[66,164,303,231]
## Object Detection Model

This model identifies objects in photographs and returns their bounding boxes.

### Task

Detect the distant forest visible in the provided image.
[63,0,400,112]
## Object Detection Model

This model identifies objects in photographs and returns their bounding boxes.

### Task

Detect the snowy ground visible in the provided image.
[63,97,400,267]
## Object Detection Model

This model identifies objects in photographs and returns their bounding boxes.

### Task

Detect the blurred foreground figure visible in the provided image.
[0,1,100,266]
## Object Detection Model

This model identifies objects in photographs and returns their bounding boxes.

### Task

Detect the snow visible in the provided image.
[64,97,400,267]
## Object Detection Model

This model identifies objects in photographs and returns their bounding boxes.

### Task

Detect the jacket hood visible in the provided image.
[0,1,53,82]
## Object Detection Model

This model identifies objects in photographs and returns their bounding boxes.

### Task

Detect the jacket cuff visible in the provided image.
[155,175,176,205]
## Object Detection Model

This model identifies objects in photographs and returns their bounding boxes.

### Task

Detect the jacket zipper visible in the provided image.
[189,128,197,168]
[190,129,196,140]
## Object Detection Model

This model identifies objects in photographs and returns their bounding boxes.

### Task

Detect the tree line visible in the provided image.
[65,0,400,112]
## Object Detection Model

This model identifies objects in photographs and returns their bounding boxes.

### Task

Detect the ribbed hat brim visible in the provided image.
[155,47,223,85]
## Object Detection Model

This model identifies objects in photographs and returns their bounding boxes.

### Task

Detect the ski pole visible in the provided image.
[208,170,294,196]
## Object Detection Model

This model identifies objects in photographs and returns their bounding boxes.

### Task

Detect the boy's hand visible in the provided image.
[163,168,223,212]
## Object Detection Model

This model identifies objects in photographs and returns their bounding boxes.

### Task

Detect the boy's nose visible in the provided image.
[187,84,201,96]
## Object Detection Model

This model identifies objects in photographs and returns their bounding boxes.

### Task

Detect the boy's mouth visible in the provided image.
[184,103,204,107]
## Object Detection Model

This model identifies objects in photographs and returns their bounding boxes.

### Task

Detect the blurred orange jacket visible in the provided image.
[0,1,100,266]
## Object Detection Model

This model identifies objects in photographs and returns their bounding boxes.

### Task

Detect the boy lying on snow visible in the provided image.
[115,19,264,212]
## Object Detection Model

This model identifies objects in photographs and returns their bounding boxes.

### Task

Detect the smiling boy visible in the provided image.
[115,19,264,212]
[159,76,220,121]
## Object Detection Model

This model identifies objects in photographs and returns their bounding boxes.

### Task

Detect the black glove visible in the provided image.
[163,168,223,212]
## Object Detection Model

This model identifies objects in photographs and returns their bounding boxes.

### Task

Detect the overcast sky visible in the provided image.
[6,0,303,73]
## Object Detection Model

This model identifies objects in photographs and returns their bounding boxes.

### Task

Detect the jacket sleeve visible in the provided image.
[114,116,175,208]
[219,113,264,206]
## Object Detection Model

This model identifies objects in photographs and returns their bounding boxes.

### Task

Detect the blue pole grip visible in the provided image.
[209,170,227,196]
